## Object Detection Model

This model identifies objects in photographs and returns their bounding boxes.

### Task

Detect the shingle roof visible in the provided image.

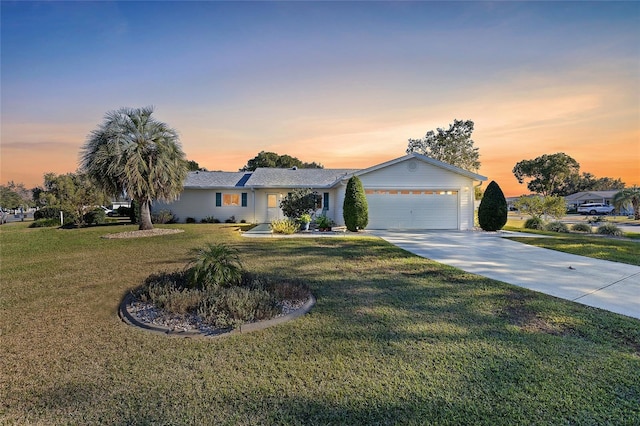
[182,168,357,189]
[184,171,251,188]
[245,168,357,188]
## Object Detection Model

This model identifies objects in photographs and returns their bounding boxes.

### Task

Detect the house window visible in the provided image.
[216,192,248,207]
[323,192,329,210]
[223,194,240,206]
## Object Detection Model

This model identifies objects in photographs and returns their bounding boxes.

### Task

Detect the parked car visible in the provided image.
[577,203,615,215]
[99,206,113,216]
[0,207,8,224]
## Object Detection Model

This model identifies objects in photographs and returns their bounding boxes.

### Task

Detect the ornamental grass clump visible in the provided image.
[270,218,298,234]
[545,221,570,233]
[524,217,545,230]
[597,223,623,237]
[188,243,243,289]
[571,223,592,233]
[141,272,202,314]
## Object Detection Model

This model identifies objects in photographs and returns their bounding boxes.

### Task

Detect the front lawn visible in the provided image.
[1,223,638,424]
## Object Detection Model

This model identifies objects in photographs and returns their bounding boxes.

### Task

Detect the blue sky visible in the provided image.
[2,1,639,195]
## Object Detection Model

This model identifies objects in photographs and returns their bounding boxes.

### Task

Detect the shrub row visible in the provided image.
[523,219,623,236]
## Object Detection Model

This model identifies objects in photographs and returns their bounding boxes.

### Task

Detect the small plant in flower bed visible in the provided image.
[152,209,178,224]
[134,243,310,330]
[270,218,298,234]
[201,216,219,223]
[597,223,623,237]
[571,223,592,233]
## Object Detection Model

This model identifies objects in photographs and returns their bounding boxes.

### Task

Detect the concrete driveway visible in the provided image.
[371,230,640,320]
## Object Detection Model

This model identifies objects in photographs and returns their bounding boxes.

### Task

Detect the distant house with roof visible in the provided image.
[565,190,615,211]
[154,153,487,230]
[565,190,635,215]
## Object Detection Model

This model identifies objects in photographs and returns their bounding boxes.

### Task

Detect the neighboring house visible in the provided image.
[564,190,633,214]
[154,153,487,230]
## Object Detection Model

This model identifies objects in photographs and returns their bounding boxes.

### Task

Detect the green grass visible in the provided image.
[504,216,640,266]
[506,235,640,266]
[1,222,639,424]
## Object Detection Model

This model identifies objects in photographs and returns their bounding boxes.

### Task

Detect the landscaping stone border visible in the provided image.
[118,292,316,338]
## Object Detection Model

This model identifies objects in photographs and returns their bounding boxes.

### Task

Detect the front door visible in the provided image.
[267,193,280,222]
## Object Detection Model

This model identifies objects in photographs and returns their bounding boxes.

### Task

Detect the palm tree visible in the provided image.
[613,186,640,220]
[80,106,188,230]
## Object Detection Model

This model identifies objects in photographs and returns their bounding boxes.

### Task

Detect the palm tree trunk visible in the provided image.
[139,200,154,230]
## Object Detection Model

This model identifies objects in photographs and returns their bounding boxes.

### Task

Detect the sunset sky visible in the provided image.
[2,1,638,196]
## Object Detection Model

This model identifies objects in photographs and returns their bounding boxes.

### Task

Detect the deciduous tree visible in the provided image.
[406,119,480,172]
[514,195,566,220]
[37,172,108,225]
[512,153,580,196]
[241,151,323,171]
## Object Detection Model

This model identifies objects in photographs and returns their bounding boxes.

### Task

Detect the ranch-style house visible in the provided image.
[154,153,487,230]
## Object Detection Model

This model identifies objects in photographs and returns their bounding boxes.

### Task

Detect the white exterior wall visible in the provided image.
[357,158,477,230]
[153,189,254,223]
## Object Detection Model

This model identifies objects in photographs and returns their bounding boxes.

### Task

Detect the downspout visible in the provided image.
[252,188,256,224]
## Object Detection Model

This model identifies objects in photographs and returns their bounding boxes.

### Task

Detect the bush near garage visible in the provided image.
[343,176,368,232]
[478,180,508,231]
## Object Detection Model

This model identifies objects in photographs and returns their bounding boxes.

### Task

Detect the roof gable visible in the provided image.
[565,190,620,201]
[355,153,487,181]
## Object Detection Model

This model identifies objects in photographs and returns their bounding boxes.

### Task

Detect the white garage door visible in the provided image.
[365,189,458,230]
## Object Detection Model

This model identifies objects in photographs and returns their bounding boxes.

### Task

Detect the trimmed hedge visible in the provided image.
[478,181,508,231]
[343,176,368,232]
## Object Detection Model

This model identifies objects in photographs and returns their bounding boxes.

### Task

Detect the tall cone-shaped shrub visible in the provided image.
[478,180,508,231]
[343,176,368,232]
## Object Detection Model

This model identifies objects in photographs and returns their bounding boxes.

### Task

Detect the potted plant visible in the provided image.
[315,214,334,232]
[299,213,311,231]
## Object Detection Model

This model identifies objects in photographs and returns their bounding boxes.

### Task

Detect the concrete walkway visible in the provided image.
[371,230,640,320]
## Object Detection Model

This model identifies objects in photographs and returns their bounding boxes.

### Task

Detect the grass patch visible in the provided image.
[1,222,639,424]
[507,234,640,266]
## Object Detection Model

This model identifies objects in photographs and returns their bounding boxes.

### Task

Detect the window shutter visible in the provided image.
[241,193,248,207]
[215,193,222,207]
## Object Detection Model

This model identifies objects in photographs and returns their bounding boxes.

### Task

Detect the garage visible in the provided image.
[364,189,459,229]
